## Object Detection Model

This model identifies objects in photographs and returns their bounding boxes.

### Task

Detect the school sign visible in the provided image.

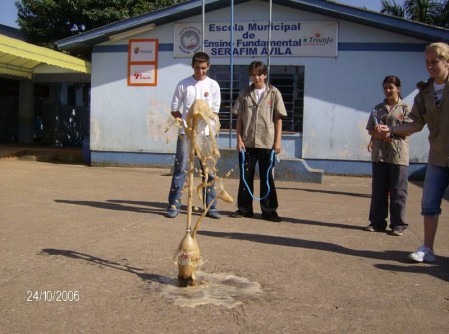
[174,21,338,58]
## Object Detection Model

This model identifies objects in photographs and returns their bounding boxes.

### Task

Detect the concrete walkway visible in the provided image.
[0,158,448,333]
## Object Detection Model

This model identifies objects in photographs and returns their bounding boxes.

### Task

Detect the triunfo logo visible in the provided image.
[178,26,201,55]
[133,70,152,80]
[302,32,334,46]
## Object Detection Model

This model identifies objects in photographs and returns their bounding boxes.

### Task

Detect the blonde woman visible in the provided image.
[380,42,449,262]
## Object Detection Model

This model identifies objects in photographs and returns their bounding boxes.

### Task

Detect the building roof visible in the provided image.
[0,24,24,40]
[56,0,449,55]
[0,34,91,80]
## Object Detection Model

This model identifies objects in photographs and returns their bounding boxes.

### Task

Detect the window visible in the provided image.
[209,65,304,132]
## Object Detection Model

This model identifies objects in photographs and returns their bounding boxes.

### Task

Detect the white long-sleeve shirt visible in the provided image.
[171,76,221,134]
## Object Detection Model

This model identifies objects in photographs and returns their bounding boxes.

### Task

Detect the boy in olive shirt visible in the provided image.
[231,61,287,222]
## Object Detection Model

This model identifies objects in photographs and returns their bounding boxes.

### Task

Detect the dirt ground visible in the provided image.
[1,159,448,333]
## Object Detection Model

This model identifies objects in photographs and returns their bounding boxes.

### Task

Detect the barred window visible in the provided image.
[209,65,304,132]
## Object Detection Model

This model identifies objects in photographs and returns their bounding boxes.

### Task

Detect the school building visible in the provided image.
[53,0,449,180]
[0,24,91,152]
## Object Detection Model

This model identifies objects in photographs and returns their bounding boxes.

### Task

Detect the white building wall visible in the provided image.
[90,1,431,166]
[301,51,429,163]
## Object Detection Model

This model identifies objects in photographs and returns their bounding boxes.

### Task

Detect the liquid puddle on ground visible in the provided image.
[145,271,263,308]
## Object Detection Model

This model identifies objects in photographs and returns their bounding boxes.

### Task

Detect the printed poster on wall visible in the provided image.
[174,21,338,58]
[128,39,158,86]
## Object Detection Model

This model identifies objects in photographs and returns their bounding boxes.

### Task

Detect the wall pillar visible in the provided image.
[18,81,34,144]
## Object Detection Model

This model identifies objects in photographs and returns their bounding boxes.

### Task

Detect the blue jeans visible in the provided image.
[421,164,449,216]
[168,134,217,211]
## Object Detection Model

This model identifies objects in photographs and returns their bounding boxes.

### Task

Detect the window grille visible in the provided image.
[209,65,304,132]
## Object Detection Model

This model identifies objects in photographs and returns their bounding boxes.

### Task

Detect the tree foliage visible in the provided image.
[381,0,449,28]
[16,0,449,53]
[15,0,187,50]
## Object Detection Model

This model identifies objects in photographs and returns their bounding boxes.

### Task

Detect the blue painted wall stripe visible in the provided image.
[93,43,173,53]
[338,43,426,52]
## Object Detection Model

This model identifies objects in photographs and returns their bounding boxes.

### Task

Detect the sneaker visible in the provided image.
[390,226,406,236]
[364,224,386,232]
[230,210,253,218]
[165,207,178,218]
[262,212,282,222]
[409,245,436,263]
[206,210,221,219]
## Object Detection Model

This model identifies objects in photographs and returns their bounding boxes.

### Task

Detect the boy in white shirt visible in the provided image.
[165,52,222,219]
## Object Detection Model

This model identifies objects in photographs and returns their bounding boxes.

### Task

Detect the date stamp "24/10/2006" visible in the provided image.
[26,290,80,302]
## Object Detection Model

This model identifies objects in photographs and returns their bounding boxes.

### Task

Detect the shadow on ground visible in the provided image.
[54,199,168,216]
[276,187,371,198]
[198,230,449,282]
[38,248,177,285]
[54,199,239,217]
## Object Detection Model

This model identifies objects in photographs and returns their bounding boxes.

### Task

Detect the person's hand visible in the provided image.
[378,124,391,134]
[377,125,393,142]
[171,111,182,119]
[273,141,281,154]
[236,140,245,152]
[367,140,373,152]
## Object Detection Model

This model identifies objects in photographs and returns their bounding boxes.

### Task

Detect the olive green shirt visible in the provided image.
[366,99,412,166]
[409,78,449,167]
[232,84,287,149]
